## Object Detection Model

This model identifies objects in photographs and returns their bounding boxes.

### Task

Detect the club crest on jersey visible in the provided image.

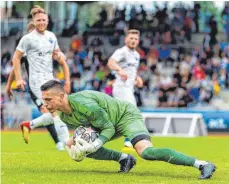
[49,38,53,44]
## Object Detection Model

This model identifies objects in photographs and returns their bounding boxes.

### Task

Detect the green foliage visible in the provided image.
[1,132,229,184]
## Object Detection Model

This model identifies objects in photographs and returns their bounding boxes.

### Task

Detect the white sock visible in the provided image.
[118,153,128,162]
[30,113,54,129]
[52,116,70,145]
[193,159,208,169]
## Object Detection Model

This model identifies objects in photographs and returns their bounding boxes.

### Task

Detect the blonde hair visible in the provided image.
[30,5,46,19]
[126,29,140,36]
[27,21,35,32]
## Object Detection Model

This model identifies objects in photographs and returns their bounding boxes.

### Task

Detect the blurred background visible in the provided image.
[1,1,229,135]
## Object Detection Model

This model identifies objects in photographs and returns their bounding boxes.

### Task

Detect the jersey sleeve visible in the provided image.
[71,97,115,144]
[16,36,28,53]
[110,48,124,63]
[53,34,59,50]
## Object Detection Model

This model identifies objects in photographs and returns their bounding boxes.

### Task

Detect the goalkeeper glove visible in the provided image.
[74,137,103,155]
[65,145,86,162]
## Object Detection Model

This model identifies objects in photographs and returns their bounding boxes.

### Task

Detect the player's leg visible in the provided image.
[20,88,69,149]
[66,137,136,173]
[87,147,136,173]
[20,107,69,149]
[120,107,216,179]
[133,138,216,179]
[113,86,136,148]
[20,104,58,144]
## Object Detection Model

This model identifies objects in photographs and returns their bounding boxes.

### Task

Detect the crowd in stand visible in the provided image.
[76,3,198,45]
[1,3,229,108]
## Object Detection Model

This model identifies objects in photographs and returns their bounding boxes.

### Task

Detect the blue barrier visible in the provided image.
[32,108,42,120]
[140,108,229,132]
[32,107,229,132]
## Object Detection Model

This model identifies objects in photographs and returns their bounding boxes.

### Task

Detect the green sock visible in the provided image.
[142,147,195,166]
[87,147,122,161]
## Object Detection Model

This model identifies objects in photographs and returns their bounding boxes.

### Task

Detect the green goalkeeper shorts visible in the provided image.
[115,103,150,142]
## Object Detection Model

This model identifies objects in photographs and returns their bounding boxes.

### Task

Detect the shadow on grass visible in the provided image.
[51,169,196,179]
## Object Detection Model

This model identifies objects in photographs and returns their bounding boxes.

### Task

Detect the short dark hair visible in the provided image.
[40,80,64,92]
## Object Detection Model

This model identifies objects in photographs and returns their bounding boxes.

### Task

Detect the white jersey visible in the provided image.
[16,30,59,99]
[110,46,140,88]
[110,46,140,106]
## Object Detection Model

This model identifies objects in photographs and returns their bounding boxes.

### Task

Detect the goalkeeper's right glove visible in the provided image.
[74,137,103,155]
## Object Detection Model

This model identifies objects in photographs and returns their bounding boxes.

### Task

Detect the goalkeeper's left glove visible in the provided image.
[74,138,103,155]
[65,145,86,162]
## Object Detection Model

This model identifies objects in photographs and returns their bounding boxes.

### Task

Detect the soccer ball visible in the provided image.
[73,126,99,144]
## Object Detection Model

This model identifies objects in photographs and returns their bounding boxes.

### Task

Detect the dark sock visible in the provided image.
[46,124,59,144]
[87,147,122,161]
[142,147,195,166]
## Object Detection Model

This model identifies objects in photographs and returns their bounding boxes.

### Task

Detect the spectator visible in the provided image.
[140,5,147,20]
[182,10,193,42]
[199,82,213,103]
[130,5,137,19]
[47,14,54,31]
[115,18,126,35]
[193,2,201,33]
[192,62,206,81]
[109,31,120,46]
[70,72,87,93]
[223,17,229,42]
[1,49,11,68]
[71,34,82,52]
[209,16,218,46]
[104,80,114,96]
[90,37,103,47]
[158,45,171,66]
[178,88,194,107]
[1,61,13,83]
[68,19,78,36]
[11,5,20,18]
[99,7,107,22]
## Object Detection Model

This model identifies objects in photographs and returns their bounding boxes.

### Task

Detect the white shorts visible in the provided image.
[28,77,54,108]
[28,84,43,108]
[113,86,136,106]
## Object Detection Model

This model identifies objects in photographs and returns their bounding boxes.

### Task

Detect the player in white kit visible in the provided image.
[107,29,143,147]
[12,6,70,150]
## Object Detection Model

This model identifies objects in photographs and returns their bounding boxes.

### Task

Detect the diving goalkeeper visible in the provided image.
[40,80,216,179]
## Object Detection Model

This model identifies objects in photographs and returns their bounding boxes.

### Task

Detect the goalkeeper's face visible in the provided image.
[42,89,65,113]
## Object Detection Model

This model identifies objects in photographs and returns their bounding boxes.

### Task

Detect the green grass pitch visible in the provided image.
[1,131,229,184]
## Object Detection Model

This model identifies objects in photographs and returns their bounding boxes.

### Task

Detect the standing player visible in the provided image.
[107,29,143,147]
[5,21,64,149]
[12,5,70,150]
[41,80,216,179]
[6,21,35,100]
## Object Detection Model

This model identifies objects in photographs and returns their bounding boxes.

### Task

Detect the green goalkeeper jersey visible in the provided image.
[59,90,141,143]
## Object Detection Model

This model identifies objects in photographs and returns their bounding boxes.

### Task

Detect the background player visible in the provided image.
[5,21,35,100]
[107,29,143,147]
[12,5,70,150]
